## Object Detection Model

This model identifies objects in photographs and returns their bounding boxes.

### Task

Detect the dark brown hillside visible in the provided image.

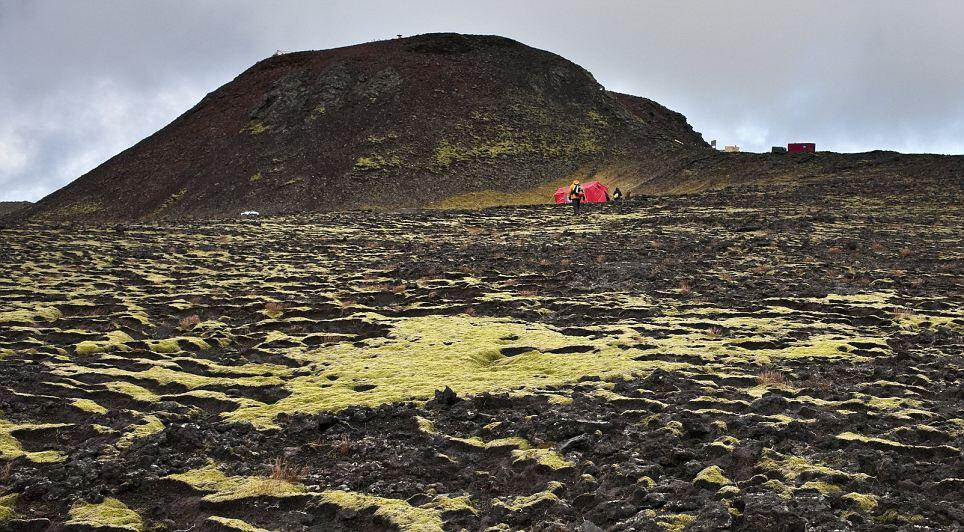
[19,33,711,223]
[0,202,31,218]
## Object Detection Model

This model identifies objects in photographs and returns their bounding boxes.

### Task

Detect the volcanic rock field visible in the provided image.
[0,172,961,530]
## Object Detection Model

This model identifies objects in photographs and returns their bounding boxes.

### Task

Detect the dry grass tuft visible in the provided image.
[1,462,13,484]
[827,246,843,255]
[264,301,286,314]
[892,307,915,320]
[268,457,308,482]
[706,326,725,337]
[391,284,407,294]
[678,280,692,296]
[336,299,355,316]
[178,314,201,330]
[518,290,540,297]
[803,374,833,394]
[333,434,351,457]
[757,369,787,386]
[899,247,913,258]
[751,264,771,275]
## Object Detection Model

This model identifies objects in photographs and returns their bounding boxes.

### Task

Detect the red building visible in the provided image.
[788,143,816,153]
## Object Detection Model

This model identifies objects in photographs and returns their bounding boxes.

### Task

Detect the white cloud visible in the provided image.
[0,126,31,178]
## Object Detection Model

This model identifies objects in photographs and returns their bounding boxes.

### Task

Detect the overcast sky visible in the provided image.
[2,0,963,201]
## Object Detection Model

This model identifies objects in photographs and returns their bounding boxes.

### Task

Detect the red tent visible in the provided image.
[553,187,570,204]
[553,181,610,204]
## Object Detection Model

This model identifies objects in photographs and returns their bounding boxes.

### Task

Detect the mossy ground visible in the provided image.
[67,497,143,531]
[0,172,960,529]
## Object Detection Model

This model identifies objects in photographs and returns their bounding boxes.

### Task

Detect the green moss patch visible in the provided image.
[318,490,443,532]
[75,330,134,356]
[207,516,271,532]
[510,448,574,470]
[492,481,563,512]
[0,418,67,463]
[165,464,306,503]
[693,465,733,488]
[116,415,164,449]
[71,398,108,414]
[67,497,143,531]
[756,448,870,482]
[842,492,879,512]
[0,493,17,522]
[224,314,681,427]
[0,306,61,324]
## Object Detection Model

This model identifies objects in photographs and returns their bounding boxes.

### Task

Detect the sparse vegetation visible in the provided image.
[678,280,692,295]
[757,369,787,386]
[156,188,187,212]
[178,314,201,330]
[354,154,402,171]
[240,120,270,134]
[268,457,308,483]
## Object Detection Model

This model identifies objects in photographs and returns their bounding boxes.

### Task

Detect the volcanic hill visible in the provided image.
[18,33,711,223]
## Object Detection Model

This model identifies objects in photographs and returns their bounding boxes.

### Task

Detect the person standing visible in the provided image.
[569,180,586,214]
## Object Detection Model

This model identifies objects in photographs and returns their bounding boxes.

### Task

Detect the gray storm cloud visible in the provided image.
[1,0,962,201]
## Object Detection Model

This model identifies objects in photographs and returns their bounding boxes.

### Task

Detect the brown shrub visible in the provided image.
[751,264,770,275]
[333,434,351,457]
[892,307,915,320]
[336,299,355,316]
[315,334,343,344]
[899,247,913,258]
[264,301,286,314]
[678,280,692,296]
[757,369,786,386]
[268,457,307,482]
[803,374,833,394]
[178,314,201,330]
[827,246,843,255]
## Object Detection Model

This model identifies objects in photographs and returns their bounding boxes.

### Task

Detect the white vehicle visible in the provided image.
[240,211,260,217]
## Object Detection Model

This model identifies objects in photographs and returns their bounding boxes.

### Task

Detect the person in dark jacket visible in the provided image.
[612,187,623,203]
[568,180,586,214]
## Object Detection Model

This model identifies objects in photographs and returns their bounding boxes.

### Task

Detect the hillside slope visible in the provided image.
[0,201,31,218]
[19,33,710,223]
